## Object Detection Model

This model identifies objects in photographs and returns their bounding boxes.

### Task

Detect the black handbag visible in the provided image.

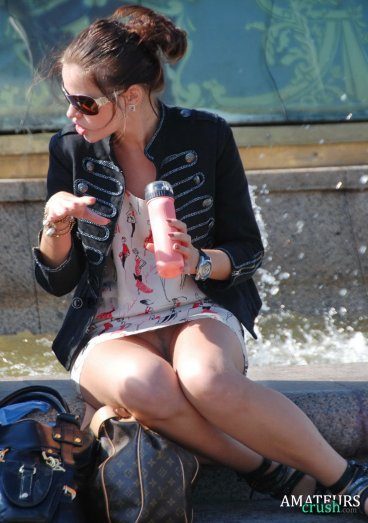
[88,406,200,523]
[0,385,97,522]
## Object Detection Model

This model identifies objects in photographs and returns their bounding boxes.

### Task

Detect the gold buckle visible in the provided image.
[0,448,9,462]
[63,485,76,500]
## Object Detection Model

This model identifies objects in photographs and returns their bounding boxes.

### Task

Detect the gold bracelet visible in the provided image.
[43,205,72,224]
[51,220,75,238]
[43,207,76,238]
[43,218,75,238]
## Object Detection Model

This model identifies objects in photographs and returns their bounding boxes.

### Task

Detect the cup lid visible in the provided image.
[145,181,174,201]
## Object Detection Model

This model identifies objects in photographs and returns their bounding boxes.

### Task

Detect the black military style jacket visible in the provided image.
[34,102,264,370]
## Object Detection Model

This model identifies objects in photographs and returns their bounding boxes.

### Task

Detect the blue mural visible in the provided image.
[1,0,368,131]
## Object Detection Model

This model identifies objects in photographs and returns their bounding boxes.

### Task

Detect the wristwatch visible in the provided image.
[194,249,212,281]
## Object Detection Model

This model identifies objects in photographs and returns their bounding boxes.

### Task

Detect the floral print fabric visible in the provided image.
[86,191,245,346]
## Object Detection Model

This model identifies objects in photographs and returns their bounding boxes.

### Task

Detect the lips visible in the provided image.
[75,123,87,135]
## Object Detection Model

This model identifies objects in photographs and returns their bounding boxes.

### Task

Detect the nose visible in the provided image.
[66,104,81,119]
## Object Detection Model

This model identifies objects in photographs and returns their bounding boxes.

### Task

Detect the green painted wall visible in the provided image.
[1,0,368,131]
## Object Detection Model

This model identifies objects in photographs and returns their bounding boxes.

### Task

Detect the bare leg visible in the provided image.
[170,319,347,489]
[76,325,355,503]
[78,333,266,472]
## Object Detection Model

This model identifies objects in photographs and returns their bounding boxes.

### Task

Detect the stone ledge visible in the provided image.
[249,164,368,193]
[0,178,46,202]
[1,123,367,154]
[1,165,367,203]
[195,500,365,522]
[2,122,368,176]
[1,363,367,458]
[1,365,367,515]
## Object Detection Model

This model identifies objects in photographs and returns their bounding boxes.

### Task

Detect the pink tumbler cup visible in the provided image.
[145,181,184,278]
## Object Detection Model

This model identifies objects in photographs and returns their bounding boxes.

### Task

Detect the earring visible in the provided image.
[128,104,136,112]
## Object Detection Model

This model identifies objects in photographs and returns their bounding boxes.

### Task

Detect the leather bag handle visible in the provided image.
[0,385,70,414]
[90,406,135,438]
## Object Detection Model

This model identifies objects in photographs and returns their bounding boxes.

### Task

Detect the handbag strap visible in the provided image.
[90,406,118,437]
[90,406,135,437]
[0,385,70,414]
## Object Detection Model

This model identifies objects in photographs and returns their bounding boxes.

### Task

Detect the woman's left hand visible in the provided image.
[145,218,199,275]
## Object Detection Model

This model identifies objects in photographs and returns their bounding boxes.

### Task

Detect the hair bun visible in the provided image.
[110,5,187,63]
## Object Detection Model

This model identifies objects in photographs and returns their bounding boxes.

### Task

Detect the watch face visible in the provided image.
[196,253,212,280]
[199,261,212,279]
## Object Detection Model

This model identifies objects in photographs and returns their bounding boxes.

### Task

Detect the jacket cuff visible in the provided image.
[201,245,263,292]
[33,228,75,272]
[33,245,74,273]
[33,229,84,296]
[218,246,263,277]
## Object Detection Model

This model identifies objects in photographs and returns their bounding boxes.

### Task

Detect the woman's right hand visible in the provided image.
[44,191,111,226]
[40,192,111,267]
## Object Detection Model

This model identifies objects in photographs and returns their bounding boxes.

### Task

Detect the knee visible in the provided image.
[115,360,183,422]
[176,359,238,407]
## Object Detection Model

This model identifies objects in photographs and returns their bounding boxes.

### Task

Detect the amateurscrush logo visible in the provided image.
[280,494,360,514]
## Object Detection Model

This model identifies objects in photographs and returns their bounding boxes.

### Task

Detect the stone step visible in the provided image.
[193,464,367,521]
[0,363,367,521]
[1,362,366,457]
[194,500,365,522]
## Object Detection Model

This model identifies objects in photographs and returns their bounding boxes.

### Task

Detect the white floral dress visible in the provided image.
[71,191,247,386]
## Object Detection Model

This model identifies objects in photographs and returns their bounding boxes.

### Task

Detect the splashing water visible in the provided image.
[247,310,368,367]
[248,185,368,367]
[0,185,366,376]
[0,334,66,377]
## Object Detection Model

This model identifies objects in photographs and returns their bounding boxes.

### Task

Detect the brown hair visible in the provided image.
[59,5,187,100]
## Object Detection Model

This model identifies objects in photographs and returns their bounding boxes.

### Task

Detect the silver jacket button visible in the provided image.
[72,297,83,309]
[77,182,89,193]
[185,152,196,163]
[180,109,191,118]
[86,161,94,172]
[202,197,213,208]
[193,175,201,185]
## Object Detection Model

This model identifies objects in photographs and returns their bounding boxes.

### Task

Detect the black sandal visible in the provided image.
[238,458,326,500]
[328,460,368,516]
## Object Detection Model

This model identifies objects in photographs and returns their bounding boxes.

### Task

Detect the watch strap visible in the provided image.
[195,248,205,270]
[195,249,212,281]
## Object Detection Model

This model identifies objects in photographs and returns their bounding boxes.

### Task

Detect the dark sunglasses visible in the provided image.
[61,84,112,115]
